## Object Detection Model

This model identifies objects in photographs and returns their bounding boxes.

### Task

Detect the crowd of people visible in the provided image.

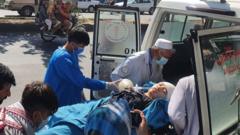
[0,1,211,134]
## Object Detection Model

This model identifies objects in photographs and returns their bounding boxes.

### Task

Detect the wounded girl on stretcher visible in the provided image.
[111,80,175,110]
[36,80,176,135]
[109,80,176,134]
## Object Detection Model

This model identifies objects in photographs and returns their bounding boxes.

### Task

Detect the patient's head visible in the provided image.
[145,82,175,100]
[84,99,131,135]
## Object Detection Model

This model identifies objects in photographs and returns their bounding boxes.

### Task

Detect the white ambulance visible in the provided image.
[91,0,240,134]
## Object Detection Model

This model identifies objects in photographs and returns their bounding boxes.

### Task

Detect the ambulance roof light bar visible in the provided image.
[200,0,226,3]
[220,0,226,3]
[186,0,235,17]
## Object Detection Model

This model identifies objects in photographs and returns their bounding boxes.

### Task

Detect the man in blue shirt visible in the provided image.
[44,27,118,107]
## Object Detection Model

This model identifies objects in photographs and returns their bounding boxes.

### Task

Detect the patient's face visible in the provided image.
[147,83,167,99]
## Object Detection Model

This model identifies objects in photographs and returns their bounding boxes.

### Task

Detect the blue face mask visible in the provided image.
[74,48,84,55]
[156,57,168,65]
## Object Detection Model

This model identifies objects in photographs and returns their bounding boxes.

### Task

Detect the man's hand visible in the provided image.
[106,79,122,92]
[134,110,150,135]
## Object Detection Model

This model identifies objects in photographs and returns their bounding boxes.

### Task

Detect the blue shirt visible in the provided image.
[36,98,110,135]
[44,47,106,107]
[36,97,170,135]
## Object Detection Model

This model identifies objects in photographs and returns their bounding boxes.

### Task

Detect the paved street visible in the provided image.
[0,32,93,106]
[0,10,102,106]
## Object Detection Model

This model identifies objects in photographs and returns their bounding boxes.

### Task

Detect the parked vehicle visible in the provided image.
[4,0,37,16]
[114,0,154,14]
[92,0,240,134]
[77,0,100,12]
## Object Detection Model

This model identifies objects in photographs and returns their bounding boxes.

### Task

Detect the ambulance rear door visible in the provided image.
[192,25,240,135]
[91,5,141,99]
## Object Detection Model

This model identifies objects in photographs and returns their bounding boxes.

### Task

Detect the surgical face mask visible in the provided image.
[156,57,168,65]
[74,47,84,55]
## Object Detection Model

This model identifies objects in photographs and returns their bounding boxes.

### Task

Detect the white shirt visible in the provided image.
[111,50,163,86]
[168,75,199,135]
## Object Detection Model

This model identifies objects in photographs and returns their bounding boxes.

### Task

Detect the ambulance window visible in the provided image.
[200,34,240,134]
[211,20,239,28]
[159,13,186,42]
[159,13,205,42]
[96,11,138,56]
[182,16,205,39]
[211,20,231,28]
[141,0,151,3]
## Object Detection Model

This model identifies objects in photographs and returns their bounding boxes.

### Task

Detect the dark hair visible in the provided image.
[21,81,58,115]
[68,27,90,46]
[201,39,216,72]
[88,130,102,135]
[0,63,16,90]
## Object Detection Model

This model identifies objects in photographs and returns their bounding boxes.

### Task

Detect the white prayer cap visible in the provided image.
[154,38,173,50]
[118,79,134,92]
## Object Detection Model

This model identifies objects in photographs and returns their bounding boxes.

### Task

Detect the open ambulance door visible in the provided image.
[192,25,240,135]
[91,5,141,99]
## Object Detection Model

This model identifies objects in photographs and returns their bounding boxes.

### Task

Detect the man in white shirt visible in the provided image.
[111,38,175,86]
[168,75,199,135]
[168,46,216,135]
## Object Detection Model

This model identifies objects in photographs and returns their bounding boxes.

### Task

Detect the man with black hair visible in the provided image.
[0,63,16,104]
[0,81,58,135]
[44,28,119,107]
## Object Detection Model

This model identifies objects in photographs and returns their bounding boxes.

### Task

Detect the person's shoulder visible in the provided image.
[51,48,71,62]
[178,75,195,91]
[54,48,70,57]
[128,51,146,60]
[0,103,27,134]
[179,75,194,83]
[119,51,146,69]
[133,51,147,56]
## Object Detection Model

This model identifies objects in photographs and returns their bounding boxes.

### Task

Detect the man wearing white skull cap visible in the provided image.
[154,38,173,50]
[111,38,175,86]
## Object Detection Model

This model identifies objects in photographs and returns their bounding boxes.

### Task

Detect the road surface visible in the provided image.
[0,32,93,106]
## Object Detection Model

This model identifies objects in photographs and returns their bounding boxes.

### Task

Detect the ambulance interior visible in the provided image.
[159,12,238,84]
